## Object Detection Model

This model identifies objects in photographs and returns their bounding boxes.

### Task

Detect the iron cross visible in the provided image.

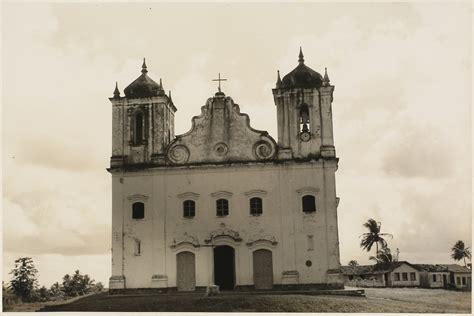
[212,73,227,92]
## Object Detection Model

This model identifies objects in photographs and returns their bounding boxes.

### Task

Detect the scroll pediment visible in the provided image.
[205,223,242,243]
[246,237,278,248]
[170,232,200,250]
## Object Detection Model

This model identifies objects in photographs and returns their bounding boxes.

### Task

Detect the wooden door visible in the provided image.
[253,249,273,290]
[177,251,196,291]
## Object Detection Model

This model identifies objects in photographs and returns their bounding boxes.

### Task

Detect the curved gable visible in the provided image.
[166,94,277,165]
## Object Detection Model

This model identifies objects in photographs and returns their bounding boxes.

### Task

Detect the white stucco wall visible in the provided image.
[428,272,448,288]
[110,160,340,289]
[391,263,420,287]
[453,272,471,289]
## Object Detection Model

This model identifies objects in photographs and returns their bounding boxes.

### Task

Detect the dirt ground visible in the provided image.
[34,287,471,313]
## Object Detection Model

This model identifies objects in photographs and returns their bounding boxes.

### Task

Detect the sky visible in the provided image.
[2,2,472,287]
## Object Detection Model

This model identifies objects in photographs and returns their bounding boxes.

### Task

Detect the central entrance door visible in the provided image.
[213,245,235,290]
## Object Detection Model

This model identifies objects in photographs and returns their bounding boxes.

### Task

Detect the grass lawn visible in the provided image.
[38,288,471,313]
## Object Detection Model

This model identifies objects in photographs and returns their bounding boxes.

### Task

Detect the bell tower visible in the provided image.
[272,48,335,160]
[109,59,177,167]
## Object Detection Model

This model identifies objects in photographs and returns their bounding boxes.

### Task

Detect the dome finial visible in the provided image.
[323,67,330,86]
[141,58,148,74]
[298,46,304,64]
[159,78,163,90]
[276,70,282,87]
[168,90,173,103]
[113,81,121,98]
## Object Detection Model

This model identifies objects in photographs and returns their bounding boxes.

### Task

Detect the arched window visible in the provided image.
[134,112,144,144]
[216,199,229,216]
[302,195,316,213]
[183,200,195,218]
[299,104,310,133]
[249,197,263,215]
[132,202,145,219]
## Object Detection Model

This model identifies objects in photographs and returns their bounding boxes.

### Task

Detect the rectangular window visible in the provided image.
[132,202,145,219]
[456,277,461,285]
[402,272,408,281]
[302,195,316,213]
[462,277,467,285]
[394,273,400,281]
[432,274,437,282]
[183,200,195,218]
[250,197,263,215]
[307,235,314,251]
[410,272,416,281]
[216,199,229,216]
[134,240,141,256]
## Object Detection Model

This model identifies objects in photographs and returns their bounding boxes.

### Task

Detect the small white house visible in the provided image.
[414,264,449,288]
[341,261,422,288]
[387,262,421,287]
[446,264,471,290]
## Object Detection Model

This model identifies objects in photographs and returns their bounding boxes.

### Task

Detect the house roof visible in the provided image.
[340,261,423,276]
[444,264,471,273]
[412,264,449,272]
[340,262,471,276]
[340,265,376,275]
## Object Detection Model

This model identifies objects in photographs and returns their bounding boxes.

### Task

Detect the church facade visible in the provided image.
[108,49,343,292]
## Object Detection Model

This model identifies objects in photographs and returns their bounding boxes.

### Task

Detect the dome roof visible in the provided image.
[280,48,323,89]
[124,59,163,99]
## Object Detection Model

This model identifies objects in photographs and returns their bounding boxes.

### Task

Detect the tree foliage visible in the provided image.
[61,270,96,297]
[49,282,65,300]
[37,286,50,302]
[369,246,395,265]
[451,240,472,267]
[359,218,393,253]
[348,260,359,267]
[8,257,39,302]
[6,257,105,305]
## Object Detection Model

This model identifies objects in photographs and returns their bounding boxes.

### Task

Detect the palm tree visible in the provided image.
[451,240,472,267]
[359,218,393,254]
[369,246,394,265]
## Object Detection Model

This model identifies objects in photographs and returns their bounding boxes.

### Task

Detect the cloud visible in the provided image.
[381,125,453,178]
[3,160,111,257]
[15,136,103,172]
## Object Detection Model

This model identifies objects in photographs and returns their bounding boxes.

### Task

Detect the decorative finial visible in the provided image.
[113,81,120,98]
[159,78,163,90]
[141,58,148,74]
[298,46,304,64]
[323,67,330,86]
[276,70,282,87]
[168,90,173,103]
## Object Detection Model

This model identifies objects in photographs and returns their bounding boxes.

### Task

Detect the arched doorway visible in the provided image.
[213,245,235,290]
[253,249,273,290]
[176,251,196,291]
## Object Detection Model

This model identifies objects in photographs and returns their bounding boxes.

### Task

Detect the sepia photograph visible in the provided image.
[2,1,472,313]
